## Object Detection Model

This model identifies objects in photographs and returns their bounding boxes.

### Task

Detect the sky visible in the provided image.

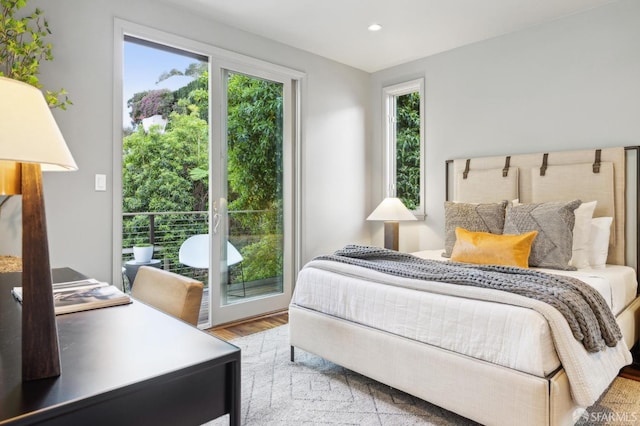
[123,42,200,128]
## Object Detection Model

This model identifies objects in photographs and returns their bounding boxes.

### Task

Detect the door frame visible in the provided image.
[209,61,299,326]
[113,19,305,328]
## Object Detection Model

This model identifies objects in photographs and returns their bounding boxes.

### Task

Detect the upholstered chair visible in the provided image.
[131,266,203,326]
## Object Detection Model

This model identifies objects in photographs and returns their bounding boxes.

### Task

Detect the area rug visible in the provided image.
[207,325,640,425]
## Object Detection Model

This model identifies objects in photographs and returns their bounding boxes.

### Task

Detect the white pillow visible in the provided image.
[569,201,597,269]
[588,217,613,269]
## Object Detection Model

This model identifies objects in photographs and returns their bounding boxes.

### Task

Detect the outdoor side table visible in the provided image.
[124,259,162,289]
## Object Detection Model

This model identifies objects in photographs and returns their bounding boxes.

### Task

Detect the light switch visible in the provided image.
[95,174,107,191]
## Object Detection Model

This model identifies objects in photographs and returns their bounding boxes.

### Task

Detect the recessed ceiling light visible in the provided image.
[368,23,382,32]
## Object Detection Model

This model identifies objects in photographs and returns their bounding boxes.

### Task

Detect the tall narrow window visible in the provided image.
[383,78,424,217]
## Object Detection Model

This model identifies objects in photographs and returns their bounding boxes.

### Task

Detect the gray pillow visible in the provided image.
[443,201,508,258]
[503,200,581,270]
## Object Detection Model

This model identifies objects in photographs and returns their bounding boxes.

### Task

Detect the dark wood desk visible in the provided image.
[0,268,240,425]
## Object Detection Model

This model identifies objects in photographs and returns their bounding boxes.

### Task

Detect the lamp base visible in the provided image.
[383,221,399,251]
[21,162,61,381]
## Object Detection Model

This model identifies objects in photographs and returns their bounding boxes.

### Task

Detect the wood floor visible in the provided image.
[205,310,288,340]
[197,280,284,325]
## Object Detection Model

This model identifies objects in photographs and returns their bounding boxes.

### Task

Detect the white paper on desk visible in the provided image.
[52,278,102,290]
[12,279,103,302]
[11,279,130,315]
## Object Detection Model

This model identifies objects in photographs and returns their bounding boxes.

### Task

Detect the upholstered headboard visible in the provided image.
[446,146,639,270]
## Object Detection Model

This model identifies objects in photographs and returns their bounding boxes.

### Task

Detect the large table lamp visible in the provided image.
[0,77,78,381]
[366,197,416,251]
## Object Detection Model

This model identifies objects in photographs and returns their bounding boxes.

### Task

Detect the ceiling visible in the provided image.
[161,0,616,73]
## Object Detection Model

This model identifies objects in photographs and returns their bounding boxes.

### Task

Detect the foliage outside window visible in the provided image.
[383,78,424,216]
[122,69,209,268]
[226,73,284,282]
[122,64,284,283]
[0,0,71,108]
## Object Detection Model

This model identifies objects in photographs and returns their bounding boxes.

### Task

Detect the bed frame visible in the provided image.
[290,146,640,426]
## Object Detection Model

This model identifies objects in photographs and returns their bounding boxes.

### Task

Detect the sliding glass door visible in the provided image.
[116,21,298,328]
[209,65,295,325]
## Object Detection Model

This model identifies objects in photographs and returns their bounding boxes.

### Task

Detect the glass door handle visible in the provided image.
[212,200,221,235]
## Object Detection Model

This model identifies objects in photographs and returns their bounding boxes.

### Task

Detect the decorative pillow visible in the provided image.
[443,201,508,258]
[589,217,613,269]
[451,228,538,268]
[569,201,597,269]
[503,200,581,270]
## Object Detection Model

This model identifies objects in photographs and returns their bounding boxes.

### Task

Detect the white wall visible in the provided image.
[0,0,370,282]
[3,0,638,281]
[369,0,640,253]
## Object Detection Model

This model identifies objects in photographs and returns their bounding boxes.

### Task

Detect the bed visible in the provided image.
[289,146,640,426]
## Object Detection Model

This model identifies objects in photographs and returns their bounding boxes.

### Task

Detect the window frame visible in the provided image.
[382,78,425,218]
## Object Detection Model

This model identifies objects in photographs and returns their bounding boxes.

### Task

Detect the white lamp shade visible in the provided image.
[0,77,77,171]
[366,197,417,221]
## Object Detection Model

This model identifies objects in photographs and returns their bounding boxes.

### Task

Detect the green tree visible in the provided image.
[226,73,283,211]
[123,112,208,214]
[396,92,421,210]
[173,71,208,123]
[123,66,209,272]
[122,110,209,264]
[122,68,285,283]
[226,73,284,281]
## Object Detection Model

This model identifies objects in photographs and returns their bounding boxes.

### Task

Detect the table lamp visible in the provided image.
[0,77,78,381]
[366,197,416,251]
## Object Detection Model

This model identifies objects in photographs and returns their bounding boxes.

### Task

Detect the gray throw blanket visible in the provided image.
[317,245,622,353]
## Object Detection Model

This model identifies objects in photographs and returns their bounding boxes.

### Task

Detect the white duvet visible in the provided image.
[413,249,638,317]
[291,254,636,406]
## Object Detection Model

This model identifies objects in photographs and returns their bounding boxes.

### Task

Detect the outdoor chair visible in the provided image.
[178,234,246,297]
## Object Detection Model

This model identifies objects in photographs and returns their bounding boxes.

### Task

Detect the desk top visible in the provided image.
[0,268,240,424]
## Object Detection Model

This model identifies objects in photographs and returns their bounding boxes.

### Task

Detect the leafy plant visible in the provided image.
[0,0,71,108]
[122,65,286,283]
[173,70,208,121]
[396,92,421,210]
[226,73,283,212]
[240,234,283,282]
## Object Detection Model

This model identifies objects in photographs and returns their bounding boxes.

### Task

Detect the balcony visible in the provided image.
[122,210,283,314]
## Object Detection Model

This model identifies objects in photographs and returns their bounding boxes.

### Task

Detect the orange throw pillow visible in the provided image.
[450,227,538,268]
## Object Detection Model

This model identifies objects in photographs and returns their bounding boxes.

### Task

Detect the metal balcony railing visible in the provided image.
[121,209,279,286]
